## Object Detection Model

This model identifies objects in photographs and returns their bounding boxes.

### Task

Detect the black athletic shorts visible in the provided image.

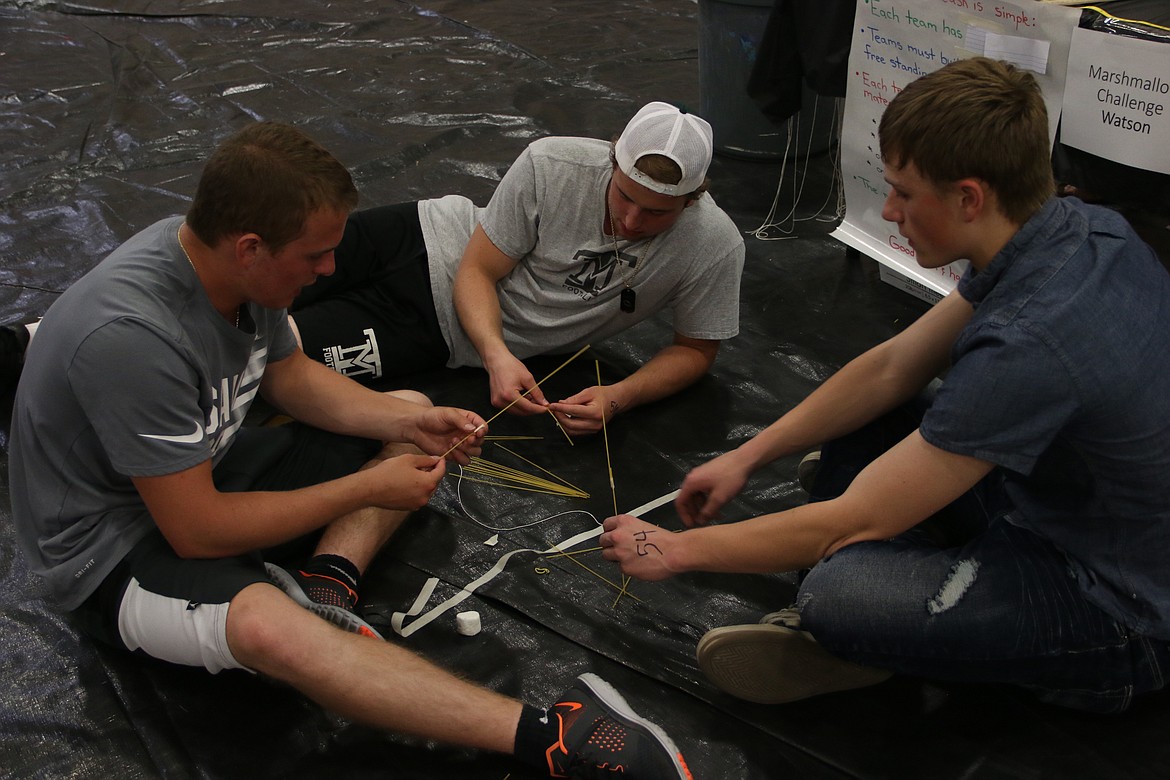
[291,202,450,385]
[70,425,381,672]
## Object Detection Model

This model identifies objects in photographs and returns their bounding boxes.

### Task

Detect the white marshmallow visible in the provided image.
[456,610,481,636]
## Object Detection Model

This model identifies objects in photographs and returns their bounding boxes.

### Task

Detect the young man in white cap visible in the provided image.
[287,101,745,435]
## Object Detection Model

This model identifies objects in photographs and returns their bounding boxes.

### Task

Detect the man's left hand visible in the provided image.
[547,384,622,436]
[599,515,679,581]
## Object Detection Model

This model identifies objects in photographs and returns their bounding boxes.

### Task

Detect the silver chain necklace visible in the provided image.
[608,211,655,313]
[179,223,240,328]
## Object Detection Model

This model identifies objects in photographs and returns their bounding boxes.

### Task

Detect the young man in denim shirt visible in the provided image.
[600,57,1170,713]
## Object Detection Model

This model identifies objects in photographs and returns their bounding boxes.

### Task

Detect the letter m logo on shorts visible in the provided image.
[324,327,383,379]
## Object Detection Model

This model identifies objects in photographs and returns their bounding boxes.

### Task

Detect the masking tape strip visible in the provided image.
[389,489,679,637]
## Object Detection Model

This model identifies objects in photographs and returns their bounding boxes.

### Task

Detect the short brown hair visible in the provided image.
[879,57,1054,224]
[187,121,359,251]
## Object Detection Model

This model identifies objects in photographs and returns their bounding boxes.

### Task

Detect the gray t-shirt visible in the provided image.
[9,217,297,609]
[418,136,744,368]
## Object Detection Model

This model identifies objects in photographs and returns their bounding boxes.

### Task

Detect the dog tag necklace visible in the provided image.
[608,212,655,313]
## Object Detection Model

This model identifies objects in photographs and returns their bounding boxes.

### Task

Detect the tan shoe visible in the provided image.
[697,623,891,704]
[796,450,822,493]
[758,607,802,629]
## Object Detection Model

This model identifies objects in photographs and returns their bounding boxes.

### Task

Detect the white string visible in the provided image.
[390,489,681,637]
[451,462,598,532]
[746,95,847,242]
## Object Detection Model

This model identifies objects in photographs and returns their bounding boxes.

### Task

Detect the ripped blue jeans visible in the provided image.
[796,402,1170,713]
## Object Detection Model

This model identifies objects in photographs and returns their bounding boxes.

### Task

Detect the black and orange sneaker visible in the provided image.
[264,563,382,640]
[545,673,693,779]
[293,566,358,611]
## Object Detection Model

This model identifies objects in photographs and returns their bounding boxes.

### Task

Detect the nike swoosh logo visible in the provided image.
[138,422,204,444]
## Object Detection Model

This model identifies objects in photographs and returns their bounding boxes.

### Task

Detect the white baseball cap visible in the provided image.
[614,101,714,197]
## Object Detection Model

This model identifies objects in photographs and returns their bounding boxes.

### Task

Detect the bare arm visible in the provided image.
[548,333,718,435]
[603,430,994,579]
[676,289,973,525]
[136,349,486,559]
[133,453,446,559]
[260,349,484,462]
[451,225,553,412]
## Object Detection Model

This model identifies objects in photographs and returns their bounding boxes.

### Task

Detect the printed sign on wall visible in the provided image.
[832,0,1080,300]
[1061,26,1170,176]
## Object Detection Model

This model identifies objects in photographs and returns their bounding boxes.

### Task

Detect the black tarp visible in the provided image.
[3,2,1169,778]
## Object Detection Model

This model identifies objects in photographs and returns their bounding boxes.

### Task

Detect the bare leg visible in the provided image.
[256,387,523,750]
[310,504,405,572]
[312,389,433,572]
[227,582,523,752]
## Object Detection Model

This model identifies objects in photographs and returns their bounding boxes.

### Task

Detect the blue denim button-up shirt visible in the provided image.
[921,196,1170,637]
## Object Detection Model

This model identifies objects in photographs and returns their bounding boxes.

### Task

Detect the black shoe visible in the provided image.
[544,673,692,779]
[0,324,30,396]
[264,563,382,640]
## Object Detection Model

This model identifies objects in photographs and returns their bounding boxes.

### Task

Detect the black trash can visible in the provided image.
[698,0,835,159]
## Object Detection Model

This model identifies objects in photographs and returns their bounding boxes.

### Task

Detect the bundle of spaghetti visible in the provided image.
[457,443,590,499]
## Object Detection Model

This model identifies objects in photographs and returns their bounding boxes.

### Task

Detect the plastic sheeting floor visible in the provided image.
[3,1,1169,778]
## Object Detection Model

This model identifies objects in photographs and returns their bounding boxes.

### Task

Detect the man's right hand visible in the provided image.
[368,453,447,510]
[675,450,752,527]
[484,351,549,414]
